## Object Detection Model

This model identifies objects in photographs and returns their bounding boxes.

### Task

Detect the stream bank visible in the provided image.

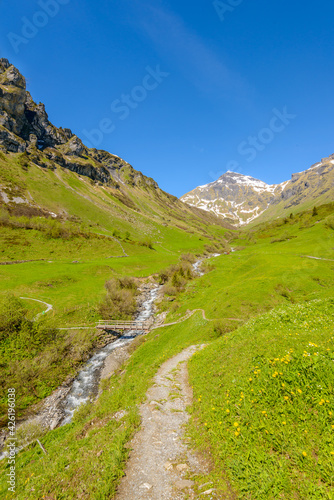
[0,254,218,457]
[0,282,161,458]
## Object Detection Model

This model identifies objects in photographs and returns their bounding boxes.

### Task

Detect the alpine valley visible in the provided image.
[1,59,334,500]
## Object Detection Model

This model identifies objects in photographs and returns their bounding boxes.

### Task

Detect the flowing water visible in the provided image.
[61,286,160,425]
[60,253,214,424]
[1,254,221,459]
[192,253,220,276]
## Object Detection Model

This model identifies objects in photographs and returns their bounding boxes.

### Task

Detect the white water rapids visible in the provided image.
[61,286,160,425]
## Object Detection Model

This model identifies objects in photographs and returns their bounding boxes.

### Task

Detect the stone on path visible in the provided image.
[174,479,195,490]
[176,463,189,472]
[139,483,153,490]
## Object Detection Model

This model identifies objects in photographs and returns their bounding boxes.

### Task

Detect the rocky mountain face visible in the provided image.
[181,171,280,225]
[0,59,230,231]
[181,156,334,226]
[0,58,158,189]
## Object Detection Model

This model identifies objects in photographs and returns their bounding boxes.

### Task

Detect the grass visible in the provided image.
[162,204,334,325]
[0,151,228,243]
[0,295,100,423]
[1,149,334,498]
[188,298,334,499]
[0,313,217,499]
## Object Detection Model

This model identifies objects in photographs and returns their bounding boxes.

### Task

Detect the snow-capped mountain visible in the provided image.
[181,155,334,226]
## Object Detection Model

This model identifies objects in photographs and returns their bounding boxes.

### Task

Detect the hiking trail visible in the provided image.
[116,345,212,500]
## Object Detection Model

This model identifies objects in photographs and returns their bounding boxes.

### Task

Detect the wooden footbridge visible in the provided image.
[96,319,153,333]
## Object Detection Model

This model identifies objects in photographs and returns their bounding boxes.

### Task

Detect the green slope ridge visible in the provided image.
[0,60,230,435]
[1,58,334,499]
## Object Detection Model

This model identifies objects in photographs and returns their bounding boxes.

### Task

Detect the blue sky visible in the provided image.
[1,0,333,196]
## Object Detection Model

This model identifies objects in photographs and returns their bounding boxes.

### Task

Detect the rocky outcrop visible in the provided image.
[0,58,71,152]
[0,58,159,192]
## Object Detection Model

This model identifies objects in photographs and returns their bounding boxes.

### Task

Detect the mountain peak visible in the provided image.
[212,171,274,193]
[181,158,334,226]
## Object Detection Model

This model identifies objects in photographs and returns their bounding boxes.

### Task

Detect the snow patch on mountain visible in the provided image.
[180,155,334,226]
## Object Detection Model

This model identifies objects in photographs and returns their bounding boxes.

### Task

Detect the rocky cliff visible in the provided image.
[181,156,334,226]
[0,59,230,231]
[0,58,159,189]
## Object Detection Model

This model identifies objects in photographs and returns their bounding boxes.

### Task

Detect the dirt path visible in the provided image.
[152,308,243,330]
[302,255,334,262]
[115,345,210,500]
[20,297,53,320]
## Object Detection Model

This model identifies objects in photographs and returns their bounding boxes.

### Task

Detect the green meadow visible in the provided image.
[0,163,334,498]
[188,298,334,499]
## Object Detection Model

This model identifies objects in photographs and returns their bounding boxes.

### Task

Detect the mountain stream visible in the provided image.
[61,286,160,425]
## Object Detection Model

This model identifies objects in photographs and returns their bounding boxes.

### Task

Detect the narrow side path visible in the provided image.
[301,255,334,262]
[20,297,53,320]
[115,345,209,500]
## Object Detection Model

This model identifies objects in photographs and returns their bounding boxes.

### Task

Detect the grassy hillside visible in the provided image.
[189,298,334,499]
[1,202,333,498]
[0,151,228,238]
[162,202,334,326]
[0,151,229,325]
[0,151,230,426]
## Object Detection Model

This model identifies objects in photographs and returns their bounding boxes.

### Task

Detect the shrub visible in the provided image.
[204,244,218,253]
[271,233,297,243]
[159,261,194,290]
[162,284,178,296]
[0,294,27,341]
[16,421,45,448]
[180,253,197,264]
[212,320,235,337]
[0,207,9,225]
[139,237,154,249]
[200,261,216,274]
[117,276,137,290]
[99,277,138,320]
[325,215,334,230]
